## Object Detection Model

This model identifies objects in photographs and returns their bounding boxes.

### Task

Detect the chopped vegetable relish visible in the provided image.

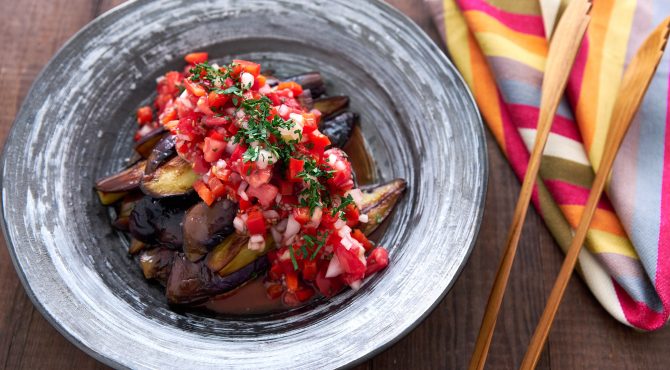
[134,52,389,303]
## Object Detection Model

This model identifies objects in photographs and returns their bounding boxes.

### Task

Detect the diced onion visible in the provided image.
[346,189,364,209]
[334,219,346,230]
[248,234,265,251]
[263,210,280,220]
[306,207,322,229]
[349,280,363,291]
[237,181,249,201]
[358,214,369,223]
[233,216,246,233]
[278,104,289,117]
[241,72,254,89]
[270,227,283,246]
[275,218,288,233]
[326,255,343,278]
[283,215,301,242]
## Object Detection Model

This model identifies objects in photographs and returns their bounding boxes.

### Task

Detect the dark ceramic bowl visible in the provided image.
[1,0,486,368]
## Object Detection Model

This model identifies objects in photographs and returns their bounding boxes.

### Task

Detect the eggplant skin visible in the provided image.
[313,96,349,118]
[129,194,198,247]
[182,200,238,262]
[95,160,146,193]
[359,178,407,235]
[320,112,358,148]
[139,247,176,285]
[145,135,177,175]
[166,253,269,305]
[135,127,168,158]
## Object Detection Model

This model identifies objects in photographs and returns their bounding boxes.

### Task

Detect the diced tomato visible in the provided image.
[277,180,294,195]
[192,154,210,174]
[159,105,177,125]
[245,167,273,188]
[184,52,208,65]
[277,81,303,96]
[232,59,261,77]
[365,247,389,276]
[292,207,311,225]
[246,210,266,235]
[268,262,283,280]
[265,92,281,106]
[252,75,266,90]
[344,204,360,227]
[308,131,331,158]
[315,263,345,297]
[207,177,226,199]
[320,209,339,228]
[229,144,246,162]
[295,287,315,302]
[196,96,214,116]
[238,197,253,211]
[324,148,354,190]
[184,80,206,97]
[280,195,298,206]
[334,244,366,280]
[302,113,318,134]
[288,158,304,181]
[351,229,374,252]
[193,180,215,206]
[282,291,301,307]
[285,271,299,292]
[246,183,278,208]
[202,115,229,126]
[203,137,226,163]
[208,130,226,141]
[157,71,183,96]
[301,260,318,281]
[266,284,284,300]
[136,106,153,124]
[208,91,229,108]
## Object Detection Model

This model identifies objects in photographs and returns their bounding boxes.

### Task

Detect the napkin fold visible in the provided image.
[424,0,670,330]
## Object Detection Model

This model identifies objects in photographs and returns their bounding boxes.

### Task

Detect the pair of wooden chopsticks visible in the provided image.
[468,0,670,367]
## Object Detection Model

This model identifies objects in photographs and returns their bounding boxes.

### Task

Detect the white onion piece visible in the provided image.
[283,215,301,241]
[349,280,363,291]
[248,234,265,251]
[326,255,344,278]
[346,189,364,209]
[358,214,369,223]
[340,237,353,250]
[233,216,246,233]
[237,181,249,201]
[278,104,289,117]
[240,72,254,89]
[225,141,237,155]
[334,219,346,230]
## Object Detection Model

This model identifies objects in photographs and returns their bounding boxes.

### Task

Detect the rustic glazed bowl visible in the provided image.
[1,0,486,368]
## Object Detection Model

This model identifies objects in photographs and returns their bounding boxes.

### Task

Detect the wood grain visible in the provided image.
[0,0,668,369]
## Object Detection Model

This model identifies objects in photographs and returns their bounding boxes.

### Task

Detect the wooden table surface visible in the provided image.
[1,0,669,369]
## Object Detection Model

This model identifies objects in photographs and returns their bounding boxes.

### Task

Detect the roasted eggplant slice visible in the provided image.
[141,156,198,198]
[134,127,168,158]
[313,96,349,118]
[112,193,142,231]
[96,190,127,206]
[296,89,313,109]
[320,112,358,148]
[205,234,248,272]
[217,237,273,276]
[183,200,238,262]
[145,135,177,175]
[284,72,326,98]
[140,247,176,285]
[128,238,147,255]
[166,253,269,305]
[359,179,407,235]
[129,195,198,247]
[95,160,146,193]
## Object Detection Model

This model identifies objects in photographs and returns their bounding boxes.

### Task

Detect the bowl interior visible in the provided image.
[1,0,486,368]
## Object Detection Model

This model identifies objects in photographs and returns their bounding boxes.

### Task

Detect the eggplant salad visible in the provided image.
[95,52,406,313]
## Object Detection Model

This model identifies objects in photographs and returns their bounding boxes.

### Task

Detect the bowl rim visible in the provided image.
[0,0,488,368]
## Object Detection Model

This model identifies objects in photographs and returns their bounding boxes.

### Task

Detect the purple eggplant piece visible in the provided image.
[139,247,176,285]
[166,253,269,305]
[297,89,313,109]
[144,135,176,175]
[95,160,146,193]
[320,112,358,148]
[135,127,168,158]
[182,199,238,262]
[129,194,198,248]
[313,96,349,118]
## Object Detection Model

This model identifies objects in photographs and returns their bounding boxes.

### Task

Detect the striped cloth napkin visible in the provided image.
[423,0,670,330]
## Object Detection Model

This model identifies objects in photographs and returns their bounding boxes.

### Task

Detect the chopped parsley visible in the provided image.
[331,194,354,220]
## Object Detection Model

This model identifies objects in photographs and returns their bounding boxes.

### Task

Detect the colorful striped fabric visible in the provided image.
[424,0,670,330]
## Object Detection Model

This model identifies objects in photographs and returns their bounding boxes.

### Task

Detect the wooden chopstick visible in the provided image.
[467,1,592,369]
[519,17,670,370]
